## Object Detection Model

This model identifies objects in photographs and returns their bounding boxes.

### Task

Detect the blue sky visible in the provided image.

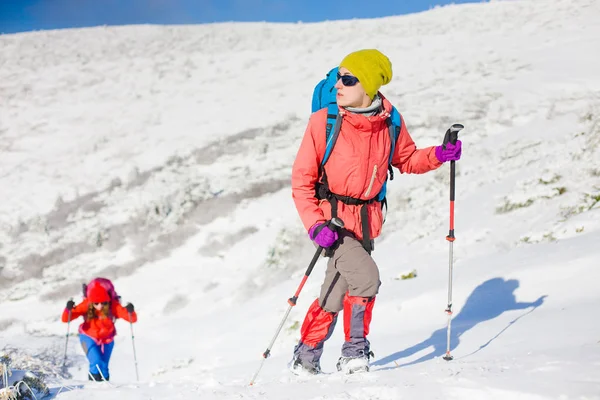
[0,0,482,34]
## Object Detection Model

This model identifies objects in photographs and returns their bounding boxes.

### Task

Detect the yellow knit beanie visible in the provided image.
[339,49,393,99]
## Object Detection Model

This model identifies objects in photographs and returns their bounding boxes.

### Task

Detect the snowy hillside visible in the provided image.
[1,0,599,398]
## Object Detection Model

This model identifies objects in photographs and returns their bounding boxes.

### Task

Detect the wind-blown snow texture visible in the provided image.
[1,0,599,398]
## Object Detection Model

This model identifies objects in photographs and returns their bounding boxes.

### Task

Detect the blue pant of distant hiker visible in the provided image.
[80,334,114,380]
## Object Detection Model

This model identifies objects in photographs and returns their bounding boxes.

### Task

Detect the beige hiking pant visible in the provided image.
[318,231,381,313]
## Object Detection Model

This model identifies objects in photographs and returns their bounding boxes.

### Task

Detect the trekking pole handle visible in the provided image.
[442,123,464,148]
[329,217,345,230]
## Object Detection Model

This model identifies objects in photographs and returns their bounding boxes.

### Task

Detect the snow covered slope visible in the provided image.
[0,0,599,398]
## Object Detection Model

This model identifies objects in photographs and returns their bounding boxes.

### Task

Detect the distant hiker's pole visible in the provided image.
[249,218,344,386]
[128,313,140,381]
[62,305,72,367]
[443,123,464,362]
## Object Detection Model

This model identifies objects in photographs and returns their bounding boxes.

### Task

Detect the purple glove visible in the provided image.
[435,140,462,163]
[309,222,338,248]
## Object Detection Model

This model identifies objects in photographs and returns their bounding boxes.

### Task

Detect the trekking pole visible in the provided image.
[249,217,344,386]
[442,123,464,361]
[62,301,72,367]
[128,312,140,381]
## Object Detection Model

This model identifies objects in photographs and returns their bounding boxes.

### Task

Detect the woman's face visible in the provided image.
[93,302,107,310]
[335,67,371,108]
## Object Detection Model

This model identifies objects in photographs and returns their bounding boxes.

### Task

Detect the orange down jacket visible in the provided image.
[61,299,137,344]
[292,94,442,241]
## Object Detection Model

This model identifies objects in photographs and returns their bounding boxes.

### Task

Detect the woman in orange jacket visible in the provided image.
[61,279,137,381]
[290,49,462,375]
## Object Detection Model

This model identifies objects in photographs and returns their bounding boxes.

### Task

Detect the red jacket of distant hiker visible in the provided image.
[292,94,442,240]
[61,299,137,345]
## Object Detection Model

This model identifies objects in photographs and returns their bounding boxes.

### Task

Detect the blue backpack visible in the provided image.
[311,67,402,253]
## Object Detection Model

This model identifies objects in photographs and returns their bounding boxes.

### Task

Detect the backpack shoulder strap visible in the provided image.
[377,106,403,207]
[322,103,342,167]
[386,106,402,181]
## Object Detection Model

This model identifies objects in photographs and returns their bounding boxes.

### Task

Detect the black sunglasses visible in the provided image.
[337,72,359,87]
[93,302,109,306]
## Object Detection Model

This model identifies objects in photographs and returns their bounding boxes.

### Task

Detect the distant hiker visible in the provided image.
[290,49,462,374]
[62,278,137,381]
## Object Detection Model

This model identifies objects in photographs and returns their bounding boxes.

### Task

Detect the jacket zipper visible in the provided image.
[364,164,377,198]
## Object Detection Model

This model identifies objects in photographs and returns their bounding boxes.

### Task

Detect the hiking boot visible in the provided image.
[336,353,372,374]
[88,372,109,381]
[88,372,103,381]
[290,357,321,376]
